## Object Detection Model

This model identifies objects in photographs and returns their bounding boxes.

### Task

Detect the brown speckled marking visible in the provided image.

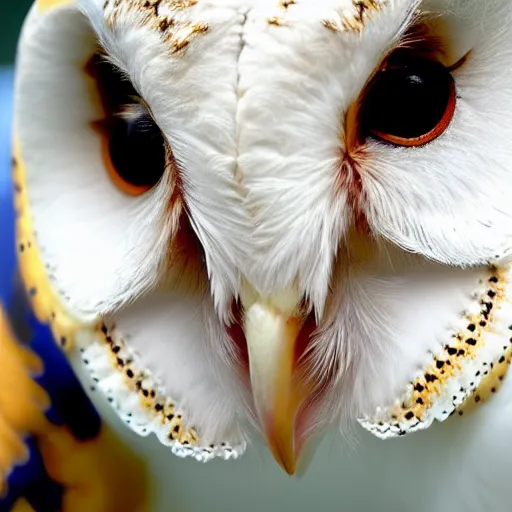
[323,19,341,32]
[99,324,205,446]
[268,16,286,27]
[323,0,387,33]
[279,0,296,8]
[458,348,512,415]
[103,0,208,53]
[383,266,506,424]
[170,21,209,52]
[13,141,81,353]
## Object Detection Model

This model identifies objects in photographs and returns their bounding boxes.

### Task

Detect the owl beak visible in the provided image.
[242,287,310,476]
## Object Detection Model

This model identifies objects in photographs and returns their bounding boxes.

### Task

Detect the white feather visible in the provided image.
[14,2,512,505]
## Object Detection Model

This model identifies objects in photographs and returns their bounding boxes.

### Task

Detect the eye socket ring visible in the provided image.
[370,77,456,147]
[361,57,457,148]
[99,121,166,197]
[102,113,168,196]
[89,52,167,197]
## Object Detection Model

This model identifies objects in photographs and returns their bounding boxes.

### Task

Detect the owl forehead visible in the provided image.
[83,0,413,300]
[101,0,388,30]
[96,0,399,61]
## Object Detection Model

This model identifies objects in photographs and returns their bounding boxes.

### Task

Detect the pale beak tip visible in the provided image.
[268,435,298,476]
[274,451,297,476]
[282,460,297,477]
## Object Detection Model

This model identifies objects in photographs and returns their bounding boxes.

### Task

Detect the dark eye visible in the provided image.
[361,58,456,147]
[89,52,167,195]
[108,112,167,193]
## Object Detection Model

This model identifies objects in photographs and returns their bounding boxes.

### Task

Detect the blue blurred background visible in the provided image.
[0,1,32,293]
[0,0,28,291]
[0,4,98,510]
[0,2,33,65]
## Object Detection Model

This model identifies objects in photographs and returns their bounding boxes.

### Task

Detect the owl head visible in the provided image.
[13,0,512,474]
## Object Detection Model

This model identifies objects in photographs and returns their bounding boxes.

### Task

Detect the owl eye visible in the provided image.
[90,53,167,195]
[107,111,167,195]
[362,58,456,147]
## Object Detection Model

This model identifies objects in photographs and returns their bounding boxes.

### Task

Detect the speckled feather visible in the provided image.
[359,265,512,438]
[14,138,245,460]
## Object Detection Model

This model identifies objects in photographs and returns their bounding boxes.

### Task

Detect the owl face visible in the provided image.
[14,0,512,473]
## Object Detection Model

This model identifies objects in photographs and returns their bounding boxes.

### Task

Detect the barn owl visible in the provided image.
[8,0,512,509]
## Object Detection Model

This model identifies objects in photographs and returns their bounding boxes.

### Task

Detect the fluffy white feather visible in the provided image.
[14,0,512,501]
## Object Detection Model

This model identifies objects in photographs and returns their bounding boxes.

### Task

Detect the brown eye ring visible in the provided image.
[100,119,166,197]
[362,58,457,148]
[89,52,167,196]
[371,78,456,147]
[103,112,167,196]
